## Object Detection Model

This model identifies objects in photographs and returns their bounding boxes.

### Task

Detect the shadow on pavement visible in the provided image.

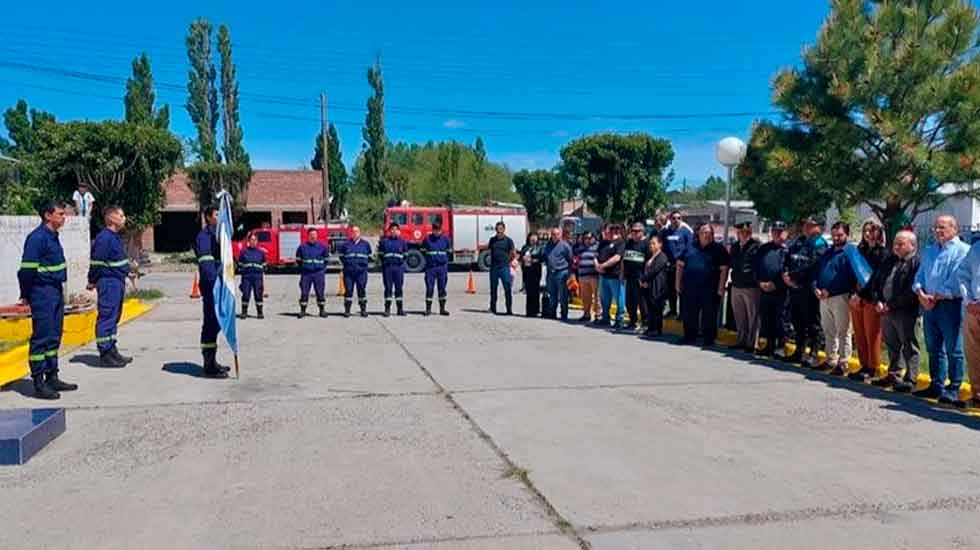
[68,354,113,368]
[162,362,205,378]
[0,378,36,398]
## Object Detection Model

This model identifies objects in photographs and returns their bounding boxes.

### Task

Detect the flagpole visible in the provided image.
[234,354,240,379]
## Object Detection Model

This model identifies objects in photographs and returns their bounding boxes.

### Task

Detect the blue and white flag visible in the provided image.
[844,243,873,289]
[214,190,239,355]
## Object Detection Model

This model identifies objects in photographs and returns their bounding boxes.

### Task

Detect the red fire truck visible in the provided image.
[232,223,353,268]
[383,203,528,272]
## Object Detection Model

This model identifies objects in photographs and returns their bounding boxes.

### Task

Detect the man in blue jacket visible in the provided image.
[195,206,229,378]
[422,221,452,316]
[339,226,372,318]
[659,210,693,318]
[296,227,329,318]
[19,200,77,399]
[237,233,266,319]
[812,222,857,374]
[378,222,408,317]
[88,205,133,368]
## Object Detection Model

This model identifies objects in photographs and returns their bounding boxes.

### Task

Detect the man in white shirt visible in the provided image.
[72,183,95,217]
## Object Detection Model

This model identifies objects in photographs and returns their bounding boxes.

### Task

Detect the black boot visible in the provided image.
[343,301,352,318]
[111,347,133,364]
[384,301,391,317]
[239,303,248,319]
[396,301,406,316]
[319,304,328,318]
[299,305,307,318]
[100,350,126,368]
[33,374,59,400]
[256,304,264,319]
[46,370,78,392]
[360,301,368,318]
[439,299,450,316]
[202,350,229,378]
[425,301,432,316]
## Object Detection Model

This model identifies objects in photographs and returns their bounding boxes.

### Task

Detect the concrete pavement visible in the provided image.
[2,271,979,549]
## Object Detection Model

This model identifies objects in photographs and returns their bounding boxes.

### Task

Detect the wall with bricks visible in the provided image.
[0,216,91,305]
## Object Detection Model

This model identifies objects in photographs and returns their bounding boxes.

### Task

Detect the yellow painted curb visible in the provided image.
[0,299,154,387]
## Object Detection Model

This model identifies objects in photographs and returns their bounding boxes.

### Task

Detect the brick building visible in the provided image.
[146,169,324,252]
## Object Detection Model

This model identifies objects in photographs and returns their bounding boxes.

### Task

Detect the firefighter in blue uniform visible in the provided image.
[194,206,229,378]
[378,222,408,317]
[422,221,451,316]
[88,205,133,368]
[237,233,266,319]
[18,200,78,399]
[339,225,372,318]
[296,227,329,318]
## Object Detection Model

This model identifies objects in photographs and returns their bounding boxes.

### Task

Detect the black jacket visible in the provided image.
[642,252,670,299]
[870,253,920,315]
[729,238,761,288]
[856,243,888,301]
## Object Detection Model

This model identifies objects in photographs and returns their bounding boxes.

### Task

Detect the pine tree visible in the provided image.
[124,53,169,129]
[740,0,980,237]
[311,123,349,217]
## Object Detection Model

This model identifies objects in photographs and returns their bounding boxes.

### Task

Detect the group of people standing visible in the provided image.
[494,210,980,411]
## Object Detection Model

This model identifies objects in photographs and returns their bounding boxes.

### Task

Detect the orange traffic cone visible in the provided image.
[189,274,201,299]
[466,271,477,294]
[336,276,346,296]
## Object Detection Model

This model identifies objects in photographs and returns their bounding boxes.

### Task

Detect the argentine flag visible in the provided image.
[214,190,239,356]
[844,243,873,289]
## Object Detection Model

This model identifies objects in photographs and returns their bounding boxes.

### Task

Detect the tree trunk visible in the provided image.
[880,201,910,244]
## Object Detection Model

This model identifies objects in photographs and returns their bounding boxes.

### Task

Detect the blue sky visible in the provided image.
[0,1,831,188]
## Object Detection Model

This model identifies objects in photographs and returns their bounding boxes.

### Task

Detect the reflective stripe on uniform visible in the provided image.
[95,335,116,343]
[91,259,130,267]
[198,255,215,263]
[426,251,448,256]
[301,259,326,264]
[201,342,218,349]
[342,253,371,259]
[238,263,266,269]
[37,263,67,273]
[20,261,40,270]
[383,253,404,258]
[29,353,47,362]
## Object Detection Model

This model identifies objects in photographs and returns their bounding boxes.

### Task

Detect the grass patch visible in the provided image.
[127,288,164,301]
[502,466,530,483]
[162,251,196,264]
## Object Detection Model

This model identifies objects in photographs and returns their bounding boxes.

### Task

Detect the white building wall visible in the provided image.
[0,216,90,305]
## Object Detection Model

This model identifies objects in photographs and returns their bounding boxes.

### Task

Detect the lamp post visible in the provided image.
[715,137,747,243]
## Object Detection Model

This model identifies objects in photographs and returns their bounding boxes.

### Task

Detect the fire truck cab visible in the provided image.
[383,204,528,273]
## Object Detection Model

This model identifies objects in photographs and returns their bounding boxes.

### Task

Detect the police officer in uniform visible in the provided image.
[422,221,451,316]
[18,200,77,399]
[296,227,329,318]
[378,222,408,317]
[339,226,372,318]
[194,206,229,378]
[88,205,133,368]
[755,221,790,357]
[237,233,266,319]
[782,216,828,367]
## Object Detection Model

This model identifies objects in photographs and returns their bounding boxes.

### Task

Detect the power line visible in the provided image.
[0,61,779,122]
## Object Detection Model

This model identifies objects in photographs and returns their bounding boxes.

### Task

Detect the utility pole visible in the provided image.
[320,91,331,221]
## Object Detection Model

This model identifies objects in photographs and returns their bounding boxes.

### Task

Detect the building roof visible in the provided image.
[163,169,324,211]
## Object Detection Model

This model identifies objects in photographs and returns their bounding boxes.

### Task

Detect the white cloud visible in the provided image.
[443,119,465,129]
[494,151,559,171]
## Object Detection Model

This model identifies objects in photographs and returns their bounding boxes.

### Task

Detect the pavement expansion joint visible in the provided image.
[44,390,442,412]
[289,529,564,549]
[375,316,593,550]
[583,494,980,535]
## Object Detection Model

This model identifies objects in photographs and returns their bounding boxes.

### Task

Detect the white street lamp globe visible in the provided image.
[716,137,747,168]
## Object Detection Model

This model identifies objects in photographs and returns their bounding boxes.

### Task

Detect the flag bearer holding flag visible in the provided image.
[194,205,230,378]
[237,233,266,319]
[88,205,134,368]
[338,225,372,318]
